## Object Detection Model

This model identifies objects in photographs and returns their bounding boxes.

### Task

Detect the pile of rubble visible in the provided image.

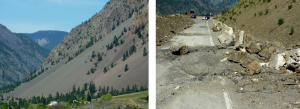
[213,21,300,76]
[156,14,195,46]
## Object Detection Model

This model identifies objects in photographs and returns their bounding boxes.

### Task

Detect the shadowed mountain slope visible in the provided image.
[0,24,50,86]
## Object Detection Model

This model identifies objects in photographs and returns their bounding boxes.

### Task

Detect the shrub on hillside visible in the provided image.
[103,67,107,73]
[233,18,236,22]
[125,64,129,72]
[254,13,256,17]
[267,0,271,2]
[293,0,296,3]
[278,18,284,25]
[290,27,294,35]
[288,5,293,9]
[275,5,277,9]
[90,68,96,73]
[265,9,269,15]
[259,11,263,16]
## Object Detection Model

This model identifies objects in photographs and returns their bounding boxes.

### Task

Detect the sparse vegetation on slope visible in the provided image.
[220,0,300,47]
[5,0,148,100]
[0,25,50,86]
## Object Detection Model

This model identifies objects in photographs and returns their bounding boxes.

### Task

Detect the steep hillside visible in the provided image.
[156,0,219,16]
[7,0,148,98]
[0,24,50,86]
[220,0,300,47]
[21,30,68,50]
[43,0,147,67]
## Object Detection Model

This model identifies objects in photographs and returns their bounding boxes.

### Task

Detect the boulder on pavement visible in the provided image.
[286,57,300,70]
[216,23,222,31]
[258,47,271,59]
[244,35,262,54]
[228,51,247,63]
[269,52,286,70]
[225,27,233,35]
[245,61,261,75]
[212,27,218,32]
[218,32,230,44]
[246,42,262,54]
[170,45,189,55]
[285,49,300,70]
[240,58,255,68]
[224,34,235,46]
[235,31,244,48]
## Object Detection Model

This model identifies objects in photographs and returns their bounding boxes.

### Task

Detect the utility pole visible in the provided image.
[223,0,225,14]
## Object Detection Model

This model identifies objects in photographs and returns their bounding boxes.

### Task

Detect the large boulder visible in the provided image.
[245,61,261,75]
[218,32,230,44]
[212,27,218,32]
[269,52,286,70]
[258,47,271,59]
[224,34,235,46]
[246,42,262,54]
[225,27,233,35]
[170,45,189,55]
[228,51,247,63]
[244,35,262,54]
[215,23,223,31]
[240,58,255,68]
[286,57,300,70]
[285,49,300,70]
[235,31,244,48]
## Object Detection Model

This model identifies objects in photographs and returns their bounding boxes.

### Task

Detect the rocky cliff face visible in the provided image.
[0,24,50,86]
[43,0,148,67]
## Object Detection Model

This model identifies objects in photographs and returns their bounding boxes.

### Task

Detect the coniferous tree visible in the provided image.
[126,51,129,58]
[103,67,107,73]
[123,54,126,61]
[111,63,114,68]
[124,27,127,32]
[87,94,91,102]
[143,47,147,56]
[125,64,129,72]
[89,81,96,97]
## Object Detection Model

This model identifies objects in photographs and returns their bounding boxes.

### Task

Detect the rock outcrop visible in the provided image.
[213,21,300,76]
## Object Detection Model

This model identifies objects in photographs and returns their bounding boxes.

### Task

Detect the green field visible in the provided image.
[76,91,148,109]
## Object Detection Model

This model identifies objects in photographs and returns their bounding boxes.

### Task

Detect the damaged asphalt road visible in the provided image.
[156,18,300,109]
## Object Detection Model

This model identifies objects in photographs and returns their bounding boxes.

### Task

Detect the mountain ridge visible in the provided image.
[21,30,68,50]
[0,24,50,86]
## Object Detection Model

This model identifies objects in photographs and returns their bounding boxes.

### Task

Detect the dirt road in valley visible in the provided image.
[156,18,300,109]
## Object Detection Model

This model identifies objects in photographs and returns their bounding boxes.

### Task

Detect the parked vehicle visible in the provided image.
[202,16,207,20]
[190,11,196,18]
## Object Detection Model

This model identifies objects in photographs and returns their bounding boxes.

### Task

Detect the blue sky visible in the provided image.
[0,0,109,33]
